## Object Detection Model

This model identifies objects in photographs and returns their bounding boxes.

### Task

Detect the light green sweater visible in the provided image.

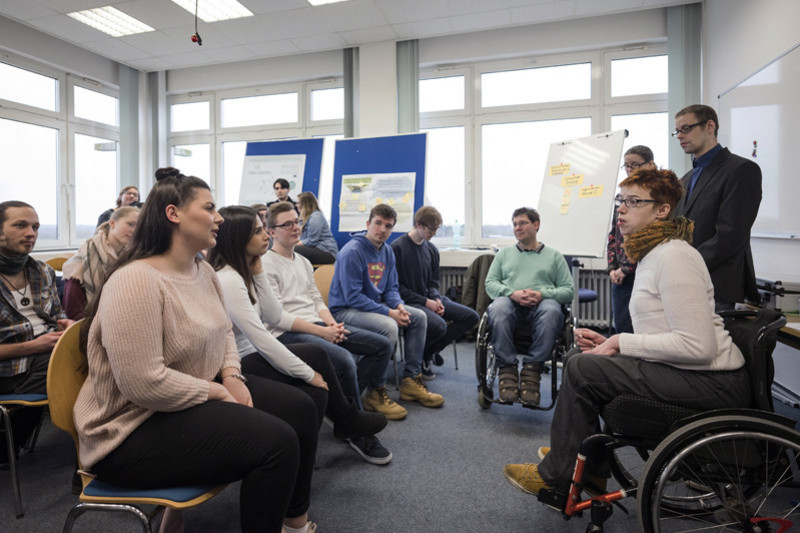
[485,244,574,303]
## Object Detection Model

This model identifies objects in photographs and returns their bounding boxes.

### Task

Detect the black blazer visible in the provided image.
[675,147,762,304]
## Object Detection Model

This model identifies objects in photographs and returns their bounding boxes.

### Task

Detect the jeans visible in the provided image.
[486,296,564,368]
[333,306,427,380]
[611,273,634,334]
[278,324,393,403]
[409,296,479,361]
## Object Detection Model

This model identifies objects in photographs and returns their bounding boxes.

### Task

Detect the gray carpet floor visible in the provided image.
[2,340,799,532]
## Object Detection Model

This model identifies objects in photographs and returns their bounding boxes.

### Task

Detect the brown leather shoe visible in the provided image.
[520,363,541,406]
[498,364,519,403]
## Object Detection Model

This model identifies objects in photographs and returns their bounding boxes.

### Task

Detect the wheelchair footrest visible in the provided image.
[538,487,568,512]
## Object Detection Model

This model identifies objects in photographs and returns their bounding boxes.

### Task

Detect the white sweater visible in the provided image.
[260,250,327,336]
[215,266,315,383]
[618,239,744,371]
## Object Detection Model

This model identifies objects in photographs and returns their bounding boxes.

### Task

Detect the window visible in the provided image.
[0,61,58,112]
[0,118,60,240]
[481,117,592,237]
[481,63,591,108]
[74,133,118,238]
[172,143,211,184]
[221,92,298,128]
[421,126,465,238]
[420,76,464,113]
[311,88,344,121]
[171,101,210,132]
[611,55,668,97]
[610,112,669,182]
[74,86,118,126]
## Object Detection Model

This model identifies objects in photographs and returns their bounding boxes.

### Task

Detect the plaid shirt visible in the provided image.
[0,257,65,377]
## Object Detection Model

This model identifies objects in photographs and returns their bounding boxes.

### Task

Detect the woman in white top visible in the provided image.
[208,205,386,443]
[503,168,750,495]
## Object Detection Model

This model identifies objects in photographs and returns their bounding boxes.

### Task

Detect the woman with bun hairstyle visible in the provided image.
[62,206,139,319]
[74,167,319,533]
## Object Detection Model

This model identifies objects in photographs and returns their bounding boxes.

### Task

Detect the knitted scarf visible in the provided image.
[62,228,117,301]
[622,217,694,263]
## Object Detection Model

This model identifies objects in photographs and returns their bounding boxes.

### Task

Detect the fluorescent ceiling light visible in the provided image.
[68,7,155,37]
[308,0,354,4]
[170,0,254,22]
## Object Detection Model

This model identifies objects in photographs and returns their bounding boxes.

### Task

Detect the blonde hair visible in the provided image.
[297,192,320,226]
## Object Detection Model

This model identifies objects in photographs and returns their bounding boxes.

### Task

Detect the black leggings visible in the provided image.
[241,343,356,428]
[91,374,318,533]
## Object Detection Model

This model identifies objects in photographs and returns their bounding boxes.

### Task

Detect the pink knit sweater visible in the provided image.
[73,259,240,469]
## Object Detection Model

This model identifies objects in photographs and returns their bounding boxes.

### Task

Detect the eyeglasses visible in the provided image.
[621,161,648,171]
[671,120,708,137]
[270,219,301,230]
[614,195,659,208]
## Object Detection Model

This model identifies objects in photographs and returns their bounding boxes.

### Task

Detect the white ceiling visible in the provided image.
[0,0,695,72]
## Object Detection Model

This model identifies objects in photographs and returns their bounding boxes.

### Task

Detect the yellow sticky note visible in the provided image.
[375,197,383,204]
[561,174,583,187]
[550,163,570,175]
[338,202,347,209]
[561,196,571,206]
[358,204,366,212]
[559,204,569,214]
[579,185,604,198]
[563,188,572,197]
[352,193,360,200]
[387,198,396,206]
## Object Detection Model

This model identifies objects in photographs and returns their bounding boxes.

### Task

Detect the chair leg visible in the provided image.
[24,407,47,453]
[393,339,401,390]
[63,502,153,533]
[1,405,24,518]
[452,340,459,370]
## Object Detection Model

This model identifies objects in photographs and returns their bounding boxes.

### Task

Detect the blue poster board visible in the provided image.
[331,133,427,247]
[240,139,324,205]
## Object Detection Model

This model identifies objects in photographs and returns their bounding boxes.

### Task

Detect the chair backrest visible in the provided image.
[313,264,335,307]
[46,321,86,453]
[45,255,73,272]
[722,309,786,412]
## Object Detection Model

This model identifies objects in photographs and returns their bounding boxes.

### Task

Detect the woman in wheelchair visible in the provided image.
[503,168,751,498]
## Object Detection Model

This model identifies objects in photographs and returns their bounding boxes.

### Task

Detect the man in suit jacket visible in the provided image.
[673,104,762,311]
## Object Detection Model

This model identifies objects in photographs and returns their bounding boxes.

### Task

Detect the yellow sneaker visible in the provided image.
[537,446,550,460]
[399,375,444,407]
[363,387,407,420]
[503,463,552,496]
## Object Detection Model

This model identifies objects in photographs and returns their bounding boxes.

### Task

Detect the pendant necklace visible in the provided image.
[0,270,30,306]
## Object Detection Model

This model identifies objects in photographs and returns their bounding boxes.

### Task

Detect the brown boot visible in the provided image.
[520,363,541,406]
[498,364,519,404]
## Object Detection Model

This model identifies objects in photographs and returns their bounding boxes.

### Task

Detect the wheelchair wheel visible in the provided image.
[475,314,495,409]
[637,414,800,532]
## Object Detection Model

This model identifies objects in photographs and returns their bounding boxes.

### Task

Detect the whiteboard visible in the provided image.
[536,130,627,258]
[718,41,800,239]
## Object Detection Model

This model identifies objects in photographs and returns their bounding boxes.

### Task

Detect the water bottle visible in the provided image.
[452,219,461,249]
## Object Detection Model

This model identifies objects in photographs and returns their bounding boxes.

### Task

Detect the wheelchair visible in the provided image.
[474,301,575,411]
[532,308,800,532]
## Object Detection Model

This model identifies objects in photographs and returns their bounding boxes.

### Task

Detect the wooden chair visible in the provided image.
[47,322,226,533]
[45,255,73,272]
[0,393,48,518]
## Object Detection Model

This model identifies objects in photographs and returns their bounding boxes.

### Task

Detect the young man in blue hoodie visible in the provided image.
[328,204,444,419]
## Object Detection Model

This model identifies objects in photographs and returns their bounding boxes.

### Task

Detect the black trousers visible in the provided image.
[537,353,751,488]
[294,245,335,265]
[91,374,319,533]
[241,343,358,429]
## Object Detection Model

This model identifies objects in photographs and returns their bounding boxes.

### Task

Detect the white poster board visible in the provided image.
[337,172,416,232]
[239,154,306,206]
[536,130,627,258]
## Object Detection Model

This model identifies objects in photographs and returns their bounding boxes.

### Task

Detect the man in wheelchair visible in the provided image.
[503,169,752,499]
[485,207,574,407]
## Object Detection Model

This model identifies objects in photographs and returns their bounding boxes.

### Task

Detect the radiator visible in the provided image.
[439,267,612,329]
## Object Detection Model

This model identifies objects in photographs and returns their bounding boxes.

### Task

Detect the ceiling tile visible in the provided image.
[243,39,301,57]
[45,0,115,14]
[112,0,194,30]
[240,0,309,15]
[276,7,333,38]
[201,45,258,62]
[0,0,59,21]
[312,1,388,32]
[119,30,188,56]
[510,1,577,25]
[449,9,512,33]
[374,0,448,24]
[210,15,286,46]
[340,25,398,45]
[26,14,118,43]
[127,55,174,71]
[393,19,454,40]
[80,37,152,61]
[160,49,215,67]
[289,32,347,52]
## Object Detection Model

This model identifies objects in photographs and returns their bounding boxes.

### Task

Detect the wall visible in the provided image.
[704,0,800,291]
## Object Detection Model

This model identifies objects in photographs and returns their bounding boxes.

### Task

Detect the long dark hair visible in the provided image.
[207,206,260,304]
[79,167,210,354]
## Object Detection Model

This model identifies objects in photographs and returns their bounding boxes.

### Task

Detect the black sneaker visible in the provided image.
[348,435,393,465]
[432,352,445,366]
[420,360,436,381]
